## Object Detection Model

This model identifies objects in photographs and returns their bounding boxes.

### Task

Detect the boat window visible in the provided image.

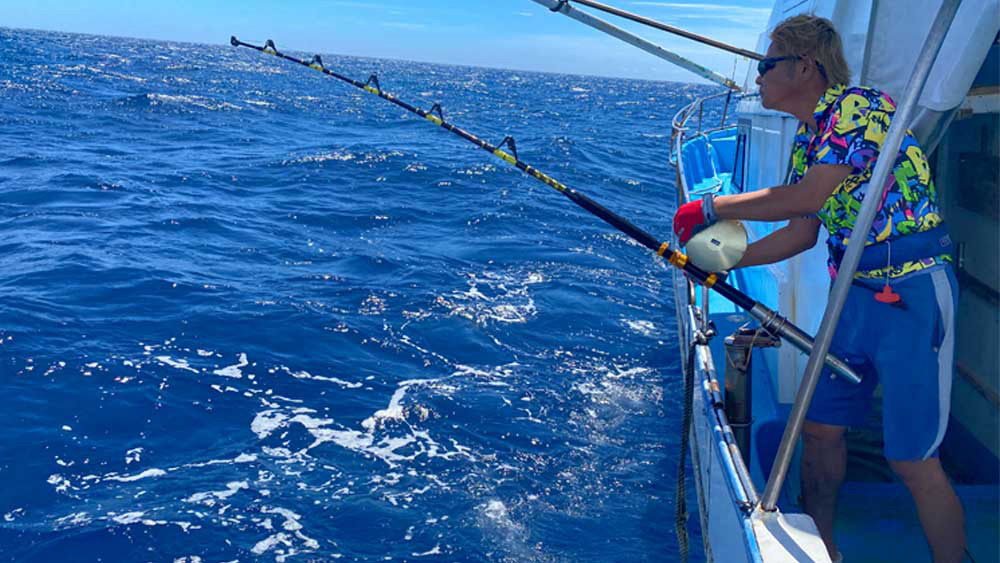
[732,120,751,192]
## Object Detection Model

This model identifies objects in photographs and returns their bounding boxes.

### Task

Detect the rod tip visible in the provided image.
[230,36,238,47]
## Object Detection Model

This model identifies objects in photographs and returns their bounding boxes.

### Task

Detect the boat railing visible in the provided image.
[671,88,761,513]
[673,274,761,515]
[670,89,739,306]
[670,90,736,165]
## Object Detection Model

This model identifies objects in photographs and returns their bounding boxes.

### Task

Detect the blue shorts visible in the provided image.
[806,265,957,461]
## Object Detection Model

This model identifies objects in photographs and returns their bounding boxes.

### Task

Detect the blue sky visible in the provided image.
[2,0,772,81]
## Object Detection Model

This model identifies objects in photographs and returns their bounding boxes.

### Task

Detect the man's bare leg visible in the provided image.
[889,458,966,563]
[802,420,847,560]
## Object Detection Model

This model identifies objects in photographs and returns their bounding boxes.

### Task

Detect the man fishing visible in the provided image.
[672,14,965,563]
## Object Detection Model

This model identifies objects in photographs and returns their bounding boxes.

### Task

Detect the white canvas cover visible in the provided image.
[866,0,999,111]
[749,0,999,148]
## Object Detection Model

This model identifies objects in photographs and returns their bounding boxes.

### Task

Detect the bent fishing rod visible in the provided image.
[229,36,861,385]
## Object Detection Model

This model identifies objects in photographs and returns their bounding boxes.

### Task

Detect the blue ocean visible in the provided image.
[1,27,722,562]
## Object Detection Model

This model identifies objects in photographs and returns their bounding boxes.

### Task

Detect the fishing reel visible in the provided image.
[684,220,748,273]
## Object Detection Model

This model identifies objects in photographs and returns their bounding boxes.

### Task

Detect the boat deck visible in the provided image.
[831,482,998,563]
[697,265,1000,563]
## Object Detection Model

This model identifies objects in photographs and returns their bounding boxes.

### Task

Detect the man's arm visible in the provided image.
[715,164,852,222]
[734,216,822,268]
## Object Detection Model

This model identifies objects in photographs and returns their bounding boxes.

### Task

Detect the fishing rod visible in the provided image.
[228,36,860,385]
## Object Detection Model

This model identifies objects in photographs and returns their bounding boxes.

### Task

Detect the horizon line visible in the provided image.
[0,24,725,86]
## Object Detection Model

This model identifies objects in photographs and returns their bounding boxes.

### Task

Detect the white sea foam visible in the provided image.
[213,353,248,378]
[622,318,656,336]
[3,508,23,522]
[359,294,387,315]
[125,447,143,465]
[111,511,145,524]
[436,270,541,325]
[283,151,356,165]
[54,511,90,527]
[478,499,529,554]
[604,365,650,380]
[412,545,442,557]
[106,468,167,482]
[184,481,248,505]
[250,506,320,561]
[145,93,241,111]
[251,378,473,467]
[47,474,73,493]
[252,532,292,555]
[251,410,288,440]
[155,355,199,373]
[280,366,362,388]
[243,99,275,108]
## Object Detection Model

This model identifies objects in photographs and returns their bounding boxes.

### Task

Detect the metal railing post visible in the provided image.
[759,0,962,511]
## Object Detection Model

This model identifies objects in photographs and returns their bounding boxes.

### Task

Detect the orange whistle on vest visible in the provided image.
[874,283,902,304]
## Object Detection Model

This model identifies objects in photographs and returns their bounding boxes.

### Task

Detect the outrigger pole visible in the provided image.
[529,0,743,90]
[547,0,764,61]
[228,36,860,385]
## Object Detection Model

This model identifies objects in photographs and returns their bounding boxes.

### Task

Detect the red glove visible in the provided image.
[673,199,707,245]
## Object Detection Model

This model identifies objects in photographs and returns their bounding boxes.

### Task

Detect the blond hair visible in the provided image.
[770,15,851,86]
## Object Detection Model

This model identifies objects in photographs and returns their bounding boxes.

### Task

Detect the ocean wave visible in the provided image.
[118,92,243,111]
[1,26,706,562]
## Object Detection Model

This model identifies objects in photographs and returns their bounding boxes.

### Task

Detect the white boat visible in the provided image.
[669,1,999,561]
[536,0,998,560]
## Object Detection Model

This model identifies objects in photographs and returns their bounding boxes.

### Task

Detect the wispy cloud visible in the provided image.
[628,2,771,29]
[323,1,383,9]
[380,21,427,30]
[631,2,770,14]
[516,11,534,17]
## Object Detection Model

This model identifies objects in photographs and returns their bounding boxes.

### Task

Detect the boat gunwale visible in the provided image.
[671,93,770,562]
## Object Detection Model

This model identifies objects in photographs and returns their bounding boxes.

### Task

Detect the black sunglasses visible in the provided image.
[757,55,799,77]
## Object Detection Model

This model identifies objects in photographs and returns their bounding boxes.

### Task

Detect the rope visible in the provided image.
[675,338,699,563]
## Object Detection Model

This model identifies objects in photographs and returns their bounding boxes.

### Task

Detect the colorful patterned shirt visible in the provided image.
[789,84,949,279]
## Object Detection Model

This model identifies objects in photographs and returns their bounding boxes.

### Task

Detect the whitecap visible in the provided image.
[243,99,275,108]
[622,318,656,337]
[111,511,145,524]
[106,468,167,482]
[54,511,90,527]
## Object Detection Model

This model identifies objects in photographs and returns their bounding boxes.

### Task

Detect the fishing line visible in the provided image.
[228,36,862,385]
[229,38,724,291]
